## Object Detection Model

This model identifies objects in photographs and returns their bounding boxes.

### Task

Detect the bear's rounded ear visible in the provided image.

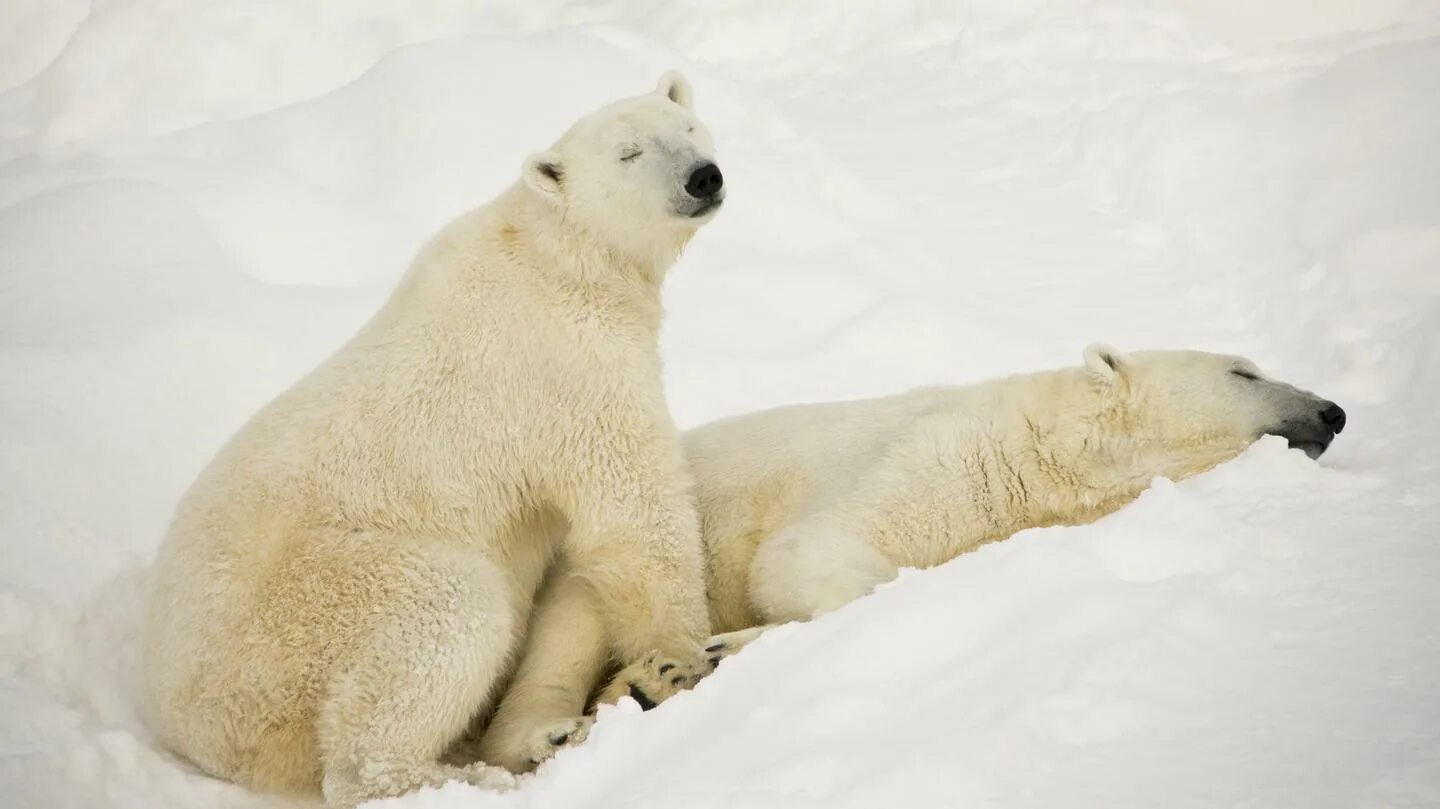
[522,150,564,204]
[1083,343,1127,385]
[655,70,694,110]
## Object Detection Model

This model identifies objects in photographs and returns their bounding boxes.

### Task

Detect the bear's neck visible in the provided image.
[507,184,690,317]
[1002,371,1244,532]
[1004,371,1170,528]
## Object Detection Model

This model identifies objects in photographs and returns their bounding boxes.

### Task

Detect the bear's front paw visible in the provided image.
[702,624,772,665]
[520,715,594,771]
[596,651,712,710]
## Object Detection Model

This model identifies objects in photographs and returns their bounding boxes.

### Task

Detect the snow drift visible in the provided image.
[2,2,1438,808]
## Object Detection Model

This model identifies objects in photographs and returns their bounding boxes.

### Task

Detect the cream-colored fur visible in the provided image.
[480,346,1342,770]
[143,72,724,807]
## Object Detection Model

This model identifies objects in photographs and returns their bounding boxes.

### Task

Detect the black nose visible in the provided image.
[685,162,723,199]
[1319,402,1346,434]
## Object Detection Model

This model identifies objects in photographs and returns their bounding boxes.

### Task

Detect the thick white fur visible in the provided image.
[143,73,722,807]
[480,347,1335,769]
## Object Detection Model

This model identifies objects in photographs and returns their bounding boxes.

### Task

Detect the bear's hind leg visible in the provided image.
[316,541,519,807]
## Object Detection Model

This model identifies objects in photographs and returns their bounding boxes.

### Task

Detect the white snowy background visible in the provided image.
[3,1,1439,807]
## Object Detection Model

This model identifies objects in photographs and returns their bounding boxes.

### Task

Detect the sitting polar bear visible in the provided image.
[143,72,724,807]
[478,345,1346,771]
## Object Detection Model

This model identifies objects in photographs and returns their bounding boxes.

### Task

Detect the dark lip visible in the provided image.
[1265,418,1337,461]
[686,197,723,218]
[1284,438,1331,460]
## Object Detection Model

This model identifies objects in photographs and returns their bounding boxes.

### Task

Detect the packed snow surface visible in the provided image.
[3,2,1440,808]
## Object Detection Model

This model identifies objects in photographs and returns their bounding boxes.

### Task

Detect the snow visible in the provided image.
[3,2,1440,808]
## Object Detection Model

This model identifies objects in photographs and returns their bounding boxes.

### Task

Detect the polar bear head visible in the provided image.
[522,71,723,261]
[1083,345,1346,471]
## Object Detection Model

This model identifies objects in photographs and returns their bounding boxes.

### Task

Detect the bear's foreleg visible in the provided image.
[748,517,898,623]
[553,437,711,666]
[481,563,744,773]
[476,560,610,773]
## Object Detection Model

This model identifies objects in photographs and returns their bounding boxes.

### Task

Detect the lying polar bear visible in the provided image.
[475,345,1346,771]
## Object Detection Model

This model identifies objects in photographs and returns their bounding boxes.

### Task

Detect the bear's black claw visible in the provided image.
[629,684,659,711]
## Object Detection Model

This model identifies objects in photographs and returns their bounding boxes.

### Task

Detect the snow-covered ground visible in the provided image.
[3,2,1440,807]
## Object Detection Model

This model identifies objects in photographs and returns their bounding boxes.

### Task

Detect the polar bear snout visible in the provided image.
[685,162,723,199]
[680,161,725,218]
[1319,401,1347,434]
[1269,398,1346,459]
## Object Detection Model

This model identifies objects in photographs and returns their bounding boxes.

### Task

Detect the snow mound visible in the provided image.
[3,2,1439,808]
